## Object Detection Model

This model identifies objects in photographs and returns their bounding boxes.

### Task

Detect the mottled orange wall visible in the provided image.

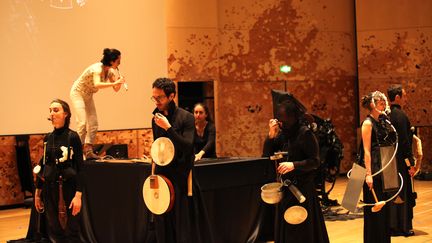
[356,0,432,172]
[167,0,358,172]
[0,129,153,206]
[0,137,23,206]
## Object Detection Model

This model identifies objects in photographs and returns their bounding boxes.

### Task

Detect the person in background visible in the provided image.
[70,48,125,159]
[34,99,84,242]
[387,84,416,237]
[193,103,216,161]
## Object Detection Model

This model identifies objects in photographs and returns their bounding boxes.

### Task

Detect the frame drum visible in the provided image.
[143,175,175,215]
[151,137,174,166]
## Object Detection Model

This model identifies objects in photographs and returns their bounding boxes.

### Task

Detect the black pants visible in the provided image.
[42,181,82,243]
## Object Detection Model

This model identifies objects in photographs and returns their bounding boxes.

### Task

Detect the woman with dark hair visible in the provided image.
[262,100,329,243]
[193,103,216,161]
[70,48,125,159]
[358,91,393,243]
[34,99,84,242]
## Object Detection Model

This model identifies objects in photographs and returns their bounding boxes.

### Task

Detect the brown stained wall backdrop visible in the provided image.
[0,137,23,206]
[167,0,358,173]
[356,0,432,172]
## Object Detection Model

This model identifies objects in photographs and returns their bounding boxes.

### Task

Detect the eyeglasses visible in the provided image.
[150,95,167,103]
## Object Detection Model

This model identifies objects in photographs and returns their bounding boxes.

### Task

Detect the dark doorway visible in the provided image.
[177,81,215,119]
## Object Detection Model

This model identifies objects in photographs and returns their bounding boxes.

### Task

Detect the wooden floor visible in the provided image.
[1,177,431,243]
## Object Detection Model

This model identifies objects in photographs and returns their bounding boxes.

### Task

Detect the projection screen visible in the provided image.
[0,0,167,135]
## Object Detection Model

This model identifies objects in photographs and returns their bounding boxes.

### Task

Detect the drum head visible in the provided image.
[151,137,174,166]
[284,205,308,224]
[143,175,174,215]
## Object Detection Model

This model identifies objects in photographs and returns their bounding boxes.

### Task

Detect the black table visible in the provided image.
[25,157,276,243]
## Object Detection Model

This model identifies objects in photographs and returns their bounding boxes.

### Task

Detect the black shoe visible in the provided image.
[403,230,415,237]
[391,230,405,237]
[391,230,415,237]
[391,231,404,237]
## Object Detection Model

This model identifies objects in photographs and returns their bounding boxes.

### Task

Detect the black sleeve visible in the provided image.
[391,112,415,166]
[293,129,320,171]
[36,135,49,189]
[71,131,84,192]
[262,135,283,157]
[202,122,216,154]
[166,112,195,151]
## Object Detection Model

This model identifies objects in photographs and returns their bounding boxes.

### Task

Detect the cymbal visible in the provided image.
[151,137,174,166]
[284,205,308,225]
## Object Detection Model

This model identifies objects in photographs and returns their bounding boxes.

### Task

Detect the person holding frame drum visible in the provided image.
[148,77,214,243]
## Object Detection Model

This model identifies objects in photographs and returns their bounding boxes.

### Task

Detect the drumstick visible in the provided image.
[187,170,193,196]
[43,142,47,165]
[371,188,379,202]
[370,188,386,212]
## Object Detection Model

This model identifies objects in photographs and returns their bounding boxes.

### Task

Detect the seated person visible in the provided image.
[193,103,216,161]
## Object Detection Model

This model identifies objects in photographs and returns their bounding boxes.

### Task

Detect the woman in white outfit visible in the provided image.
[70,48,125,159]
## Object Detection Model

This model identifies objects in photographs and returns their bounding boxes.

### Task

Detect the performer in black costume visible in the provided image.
[387,84,416,237]
[262,100,329,243]
[34,99,84,243]
[150,77,214,243]
[193,103,216,160]
[358,91,395,243]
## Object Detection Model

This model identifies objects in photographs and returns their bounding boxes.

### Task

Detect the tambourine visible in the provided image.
[150,137,174,166]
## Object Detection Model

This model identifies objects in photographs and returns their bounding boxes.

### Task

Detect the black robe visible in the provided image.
[151,101,214,243]
[263,123,329,243]
[389,104,415,233]
[193,121,216,158]
[358,116,391,243]
[35,127,84,243]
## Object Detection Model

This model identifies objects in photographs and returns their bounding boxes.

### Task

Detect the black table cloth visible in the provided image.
[23,157,276,243]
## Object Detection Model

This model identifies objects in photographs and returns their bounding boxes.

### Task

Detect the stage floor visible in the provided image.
[1,177,431,243]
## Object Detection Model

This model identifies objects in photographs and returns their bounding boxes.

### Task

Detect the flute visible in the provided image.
[117,68,128,91]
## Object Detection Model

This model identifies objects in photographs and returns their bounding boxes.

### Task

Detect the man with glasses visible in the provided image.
[149,77,214,242]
